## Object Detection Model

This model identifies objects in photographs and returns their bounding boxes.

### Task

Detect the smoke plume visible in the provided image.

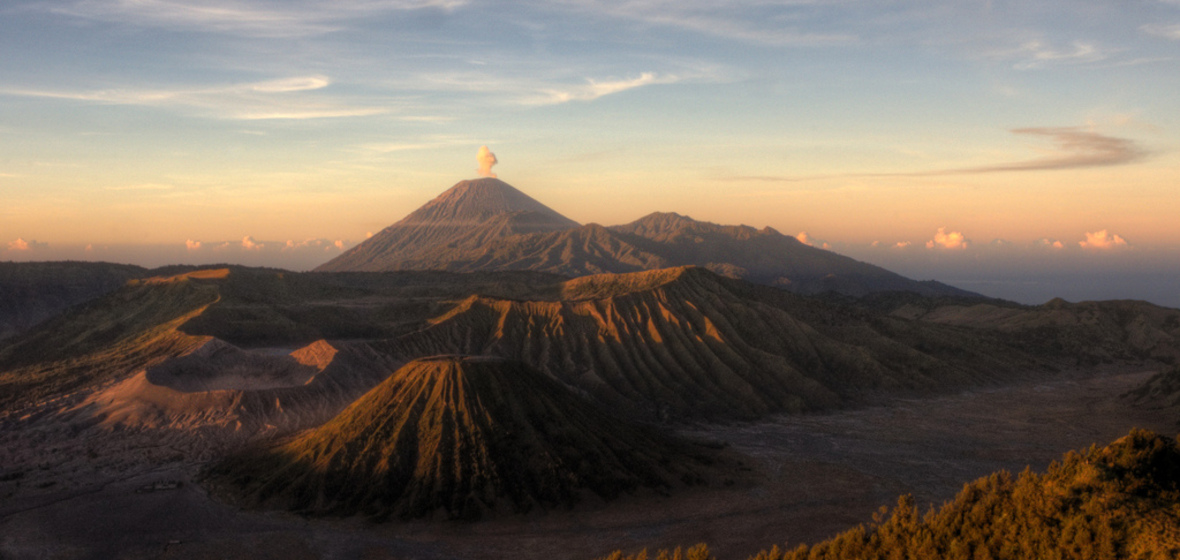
[476,145,498,178]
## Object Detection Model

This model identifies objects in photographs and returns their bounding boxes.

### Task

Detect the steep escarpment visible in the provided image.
[391,267,1029,420]
[208,356,715,520]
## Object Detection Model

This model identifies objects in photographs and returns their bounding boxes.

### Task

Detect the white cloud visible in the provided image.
[6,238,48,252]
[283,238,350,252]
[186,239,203,251]
[893,241,912,249]
[1079,229,1128,250]
[1036,238,1065,250]
[794,231,830,249]
[925,227,968,250]
[241,235,264,250]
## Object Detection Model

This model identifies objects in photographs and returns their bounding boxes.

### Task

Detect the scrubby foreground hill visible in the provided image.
[602,429,1180,560]
[207,356,721,520]
[316,178,972,298]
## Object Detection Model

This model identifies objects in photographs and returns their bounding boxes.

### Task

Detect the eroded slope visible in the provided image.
[207,356,718,520]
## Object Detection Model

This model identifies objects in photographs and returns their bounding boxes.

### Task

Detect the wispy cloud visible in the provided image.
[1141,23,1180,40]
[405,67,708,106]
[105,183,175,191]
[944,128,1147,174]
[531,72,681,104]
[1,75,389,120]
[720,127,1148,184]
[52,0,466,38]
[1009,40,1107,69]
[555,0,855,46]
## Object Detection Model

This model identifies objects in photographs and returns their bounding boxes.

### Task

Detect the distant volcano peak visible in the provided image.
[414,178,576,225]
[315,178,579,272]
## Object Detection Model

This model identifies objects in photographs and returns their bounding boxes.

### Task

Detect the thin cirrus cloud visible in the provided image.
[532,72,682,105]
[1004,40,1107,70]
[1,75,388,120]
[554,0,856,46]
[407,69,699,106]
[877,127,1147,178]
[945,127,1147,174]
[50,0,466,38]
[1141,23,1180,40]
[722,127,1147,184]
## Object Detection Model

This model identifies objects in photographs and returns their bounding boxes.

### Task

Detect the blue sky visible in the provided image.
[2,1,1179,304]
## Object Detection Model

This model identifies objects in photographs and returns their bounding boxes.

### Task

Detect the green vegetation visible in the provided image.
[599,429,1180,560]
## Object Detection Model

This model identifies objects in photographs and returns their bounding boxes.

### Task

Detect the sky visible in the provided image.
[2,1,1179,306]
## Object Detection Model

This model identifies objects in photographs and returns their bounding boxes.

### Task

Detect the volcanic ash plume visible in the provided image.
[476,145,498,178]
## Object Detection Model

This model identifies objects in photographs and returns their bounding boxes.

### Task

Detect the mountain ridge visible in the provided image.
[316,178,975,298]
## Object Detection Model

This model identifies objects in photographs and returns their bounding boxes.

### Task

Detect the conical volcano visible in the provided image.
[207,355,713,520]
[316,178,579,272]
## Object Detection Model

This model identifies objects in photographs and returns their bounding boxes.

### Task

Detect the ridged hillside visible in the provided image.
[396,223,670,276]
[390,267,1029,420]
[208,356,715,520]
[0,261,146,341]
[0,270,220,413]
[317,178,580,272]
[887,295,1180,365]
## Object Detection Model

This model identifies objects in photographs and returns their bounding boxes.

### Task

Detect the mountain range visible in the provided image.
[317,178,973,298]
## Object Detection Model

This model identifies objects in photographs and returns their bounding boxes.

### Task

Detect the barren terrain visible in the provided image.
[1,366,1172,560]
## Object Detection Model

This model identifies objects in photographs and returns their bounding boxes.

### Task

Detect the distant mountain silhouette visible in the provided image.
[317,178,580,272]
[207,355,715,520]
[316,178,974,297]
